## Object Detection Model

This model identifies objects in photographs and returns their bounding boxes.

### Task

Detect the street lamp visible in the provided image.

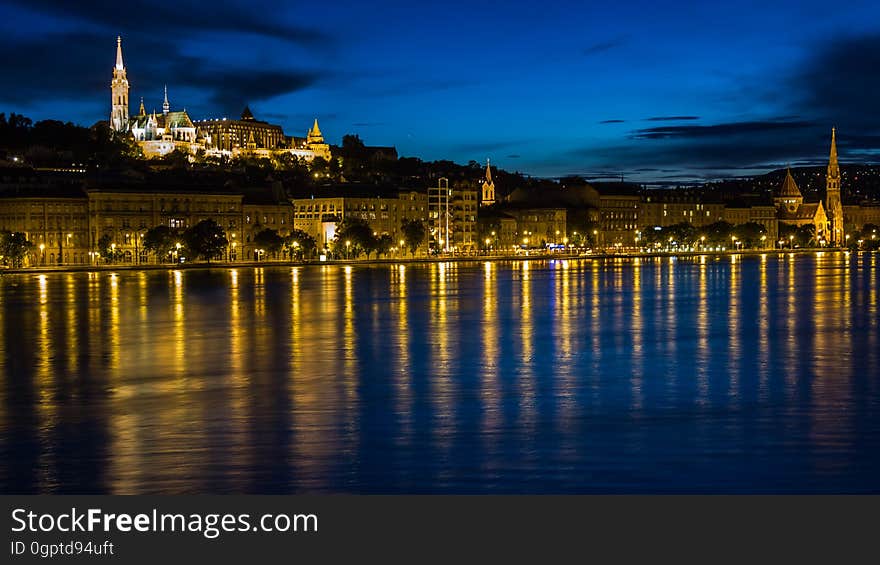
[345,240,351,260]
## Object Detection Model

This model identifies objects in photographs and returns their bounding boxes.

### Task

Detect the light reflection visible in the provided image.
[1,257,877,494]
[758,255,769,401]
[517,260,536,433]
[727,255,740,401]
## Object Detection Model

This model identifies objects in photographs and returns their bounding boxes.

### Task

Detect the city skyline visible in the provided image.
[2,0,880,181]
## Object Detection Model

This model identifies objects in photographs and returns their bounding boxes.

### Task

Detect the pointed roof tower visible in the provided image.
[778,167,803,199]
[828,127,840,178]
[485,158,493,183]
[138,97,146,116]
[311,118,322,137]
[241,105,255,120]
[162,85,170,115]
[115,36,125,70]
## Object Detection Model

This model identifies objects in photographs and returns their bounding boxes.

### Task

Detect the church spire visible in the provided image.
[828,127,839,178]
[163,85,170,115]
[138,97,145,116]
[826,127,844,245]
[115,36,125,70]
[481,158,496,207]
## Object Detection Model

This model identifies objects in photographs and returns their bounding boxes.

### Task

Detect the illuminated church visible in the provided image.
[774,167,827,237]
[110,36,329,161]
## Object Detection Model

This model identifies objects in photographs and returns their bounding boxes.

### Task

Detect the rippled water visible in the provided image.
[1,253,879,493]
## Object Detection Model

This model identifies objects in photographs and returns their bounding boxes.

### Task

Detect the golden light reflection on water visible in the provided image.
[696,260,709,402]
[429,262,454,456]
[758,255,769,401]
[392,264,412,441]
[664,258,677,400]
[630,258,643,410]
[2,254,879,493]
[518,261,536,430]
[727,256,740,400]
[65,274,78,376]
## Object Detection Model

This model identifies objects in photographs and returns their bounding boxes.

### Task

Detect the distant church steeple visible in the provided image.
[481,158,496,207]
[826,127,844,245]
[110,35,130,132]
[163,85,170,115]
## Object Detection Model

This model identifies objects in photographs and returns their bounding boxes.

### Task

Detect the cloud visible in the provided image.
[788,33,880,132]
[643,116,699,122]
[599,119,625,124]
[629,119,813,140]
[507,154,521,159]
[0,31,324,116]
[582,38,626,57]
[5,0,329,46]
[352,122,387,127]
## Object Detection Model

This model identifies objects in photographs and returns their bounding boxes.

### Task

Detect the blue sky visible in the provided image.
[2,0,880,180]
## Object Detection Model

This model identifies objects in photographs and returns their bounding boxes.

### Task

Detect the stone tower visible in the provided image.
[481,159,495,206]
[110,36,129,132]
[826,128,844,246]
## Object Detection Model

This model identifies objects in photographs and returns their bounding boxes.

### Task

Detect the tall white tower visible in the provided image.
[110,36,129,132]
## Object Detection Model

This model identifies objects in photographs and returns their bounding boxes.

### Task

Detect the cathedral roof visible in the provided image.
[778,202,822,221]
[776,168,802,199]
[164,111,194,128]
[131,110,194,129]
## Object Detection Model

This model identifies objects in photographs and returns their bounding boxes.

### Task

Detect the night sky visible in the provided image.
[2,0,879,180]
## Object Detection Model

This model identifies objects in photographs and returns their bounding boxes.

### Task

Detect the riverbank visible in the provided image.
[0,247,863,275]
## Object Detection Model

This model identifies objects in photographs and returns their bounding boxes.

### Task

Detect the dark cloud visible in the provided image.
[583,38,626,56]
[507,154,521,159]
[789,33,880,133]
[567,118,835,180]
[599,119,625,124]
[5,0,328,46]
[630,119,813,140]
[643,116,699,122]
[0,31,323,117]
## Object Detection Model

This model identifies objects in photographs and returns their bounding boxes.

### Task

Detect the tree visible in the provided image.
[700,221,735,246]
[778,224,815,248]
[733,222,767,248]
[182,219,228,262]
[97,234,123,263]
[143,225,179,261]
[376,233,394,257]
[284,229,317,260]
[334,217,377,259]
[401,218,426,254]
[253,228,284,258]
[0,230,35,268]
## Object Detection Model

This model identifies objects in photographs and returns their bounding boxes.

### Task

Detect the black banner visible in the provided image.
[1,496,876,563]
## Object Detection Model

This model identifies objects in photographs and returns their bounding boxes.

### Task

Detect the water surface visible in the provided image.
[1,253,879,493]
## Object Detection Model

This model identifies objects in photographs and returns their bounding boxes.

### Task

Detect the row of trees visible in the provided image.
[328,218,427,259]
[252,228,317,260]
[132,221,320,263]
[642,221,770,248]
